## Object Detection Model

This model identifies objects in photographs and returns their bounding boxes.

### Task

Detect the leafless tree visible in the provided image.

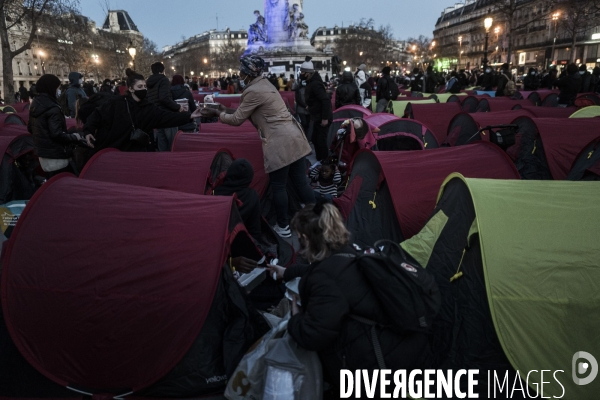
[0,0,79,103]
[555,0,600,61]
[334,22,399,72]
[213,37,246,75]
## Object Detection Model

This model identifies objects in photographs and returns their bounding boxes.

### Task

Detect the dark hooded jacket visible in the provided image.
[523,69,540,91]
[83,95,192,154]
[579,70,593,93]
[285,246,433,391]
[305,72,332,122]
[66,72,88,118]
[146,73,180,112]
[555,72,582,106]
[334,72,361,109]
[28,93,79,159]
[170,84,197,131]
[214,159,261,238]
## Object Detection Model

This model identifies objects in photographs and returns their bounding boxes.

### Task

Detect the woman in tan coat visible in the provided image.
[201,56,315,238]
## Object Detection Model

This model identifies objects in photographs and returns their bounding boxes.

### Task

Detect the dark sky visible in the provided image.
[79,0,450,50]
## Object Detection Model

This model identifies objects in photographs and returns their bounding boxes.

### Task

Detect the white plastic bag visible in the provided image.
[225,315,322,400]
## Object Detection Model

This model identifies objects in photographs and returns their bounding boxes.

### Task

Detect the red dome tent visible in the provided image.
[519,106,576,118]
[80,149,233,195]
[567,135,600,180]
[172,131,268,197]
[0,134,38,204]
[327,105,372,146]
[200,120,256,132]
[335,143,519,247]
[1,176,267,397]
[445,109,534,147]
[460,95,489,112]
[514,117,600,180]
[365,113,439,149]
[0,124,29,137]
[0,114,25,127]
[475,98,533,112]
[405,102,462,144]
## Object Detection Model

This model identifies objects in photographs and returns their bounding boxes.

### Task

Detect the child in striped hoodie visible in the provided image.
[309,162,341,200]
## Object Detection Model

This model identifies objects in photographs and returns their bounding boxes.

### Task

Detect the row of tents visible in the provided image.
[0,94,599,398]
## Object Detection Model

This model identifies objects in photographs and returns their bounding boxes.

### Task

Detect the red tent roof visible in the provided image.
[531,118,600,180]
[353,142,520,239]
[409,102,462,144]
[364,113,401,128]
[0,124,29,137]
[519,106,576,118]
[333,104,372,117]
[80,149,232,195]
[0,114,25,127]
[1,176,258,392]
[476,98,533,112]
[172,132,268,196]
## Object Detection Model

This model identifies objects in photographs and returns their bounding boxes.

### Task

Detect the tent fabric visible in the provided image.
[341,143,519,245]
[569,105,600,118]
[519,106,576,118]
[332,104,371,119]
[199,121,256,133]
[433,93,467,103]
[567,136,600,180]
[476,98,533,112]
[460,95,488,112]
[172,132,269,197]
[0,114,25,126]
[407,102,462,144]
[0,124,29,137]
[1,176,264,394]
[372,98,437,116]
[366,117,439,149]
[445,110,533,147]
[447,175,600,399]
[80,149,233,195]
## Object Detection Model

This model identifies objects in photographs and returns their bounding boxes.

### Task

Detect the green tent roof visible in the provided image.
[440,174,600,398]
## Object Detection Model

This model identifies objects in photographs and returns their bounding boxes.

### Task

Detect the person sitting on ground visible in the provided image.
[267,201,433,398]
[334,71,361,109]
[309,162,341,200]
[83,68,203,154]
[214,158,262,239]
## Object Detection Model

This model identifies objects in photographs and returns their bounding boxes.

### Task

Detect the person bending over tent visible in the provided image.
[201,55,315,239]
[214,158,262,239]
[268,201,432,397]
[83,69,203,154]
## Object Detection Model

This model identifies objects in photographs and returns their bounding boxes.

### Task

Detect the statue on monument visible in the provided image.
[285,2,308,40]
[248,10,268,44]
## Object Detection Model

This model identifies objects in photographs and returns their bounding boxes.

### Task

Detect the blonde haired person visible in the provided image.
[268,201,432,397]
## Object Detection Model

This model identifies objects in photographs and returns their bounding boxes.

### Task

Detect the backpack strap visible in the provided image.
[348,314,387,370]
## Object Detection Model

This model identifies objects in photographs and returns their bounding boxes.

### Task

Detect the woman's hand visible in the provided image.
[199,108,220,119]
[291,294,301,315]
[320,119,329,127]
[217,103,227,112]
[232,256,258,274]
[85,134,95,148]
[266,264,286,280]
[190,108,205,119]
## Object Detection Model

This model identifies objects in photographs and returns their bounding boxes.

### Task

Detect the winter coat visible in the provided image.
[335,81,361,109]
[219,76,312,173]
[66,72,88,118]
[286,246,433,388]
[18,86,30,101]
[213,159,261,238]
[83,95,192,154]
[171,84,197,131]
[495,72,512,97]
[146,73,180,112]
[409,73,424,92]
[28,93,78,159]
[579,71,593,93]
[305,72,333,122]
[355,71,372,109]
[523,74,540,91]
[424,72,440,93]
[376,74,397,102]
[479,73,495,91]
[590,71,600,93]
[555,72,582,106]
[293,81,308,115]
[76,92,114,125]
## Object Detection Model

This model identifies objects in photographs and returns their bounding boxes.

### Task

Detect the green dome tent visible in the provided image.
[402,174,600,398]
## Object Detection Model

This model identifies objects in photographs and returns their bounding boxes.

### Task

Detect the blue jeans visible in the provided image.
[156,127,179,151]
[269,157,315,227]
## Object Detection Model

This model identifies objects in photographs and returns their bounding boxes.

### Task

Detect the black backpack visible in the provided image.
[386,76,400,100]
[338,240,441,334]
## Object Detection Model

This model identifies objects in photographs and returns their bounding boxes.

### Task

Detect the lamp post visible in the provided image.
[38,50,46,74]
[91,54,99,82]
[551,12,560,66]
[458,36,463,69]
[128,41,136,70]
[483,17,493,69]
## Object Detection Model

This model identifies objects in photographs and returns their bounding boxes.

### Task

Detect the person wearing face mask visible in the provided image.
[495,63,512,97]
[523,68,540,91]
[200,55,315,238]
[65,72,88,118]
[28,74,86,177]
[554,63,582,106]
[83,68,203,155]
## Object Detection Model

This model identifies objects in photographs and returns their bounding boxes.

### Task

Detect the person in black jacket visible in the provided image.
[28,74,84,177]
[541,68,558,89]
[555,63,582,106]
[293,73,310,138]
[590,67,600,93]
[376,66,398,112]
[302,58,332,162]
[579,65,592,93]
[146,62,184,151]
[334,71,360,109]
[523,68,540,91]
[83,68,202,155]
[214,158,261,239]
[268,202,432,397]
[170,74,197,133]
[495,63,512,97]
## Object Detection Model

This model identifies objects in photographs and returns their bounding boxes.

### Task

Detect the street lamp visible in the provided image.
[458,36,463,69]
[551,12,560,66]
[38,50,46,74]
[128,41,136,70]
[483,17,493,69]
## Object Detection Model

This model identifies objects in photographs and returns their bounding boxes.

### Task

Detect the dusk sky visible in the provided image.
[79,0,451,50]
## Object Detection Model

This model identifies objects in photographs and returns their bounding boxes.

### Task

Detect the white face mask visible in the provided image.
[485,69,491,73]
[78,79,83,85]
[239,75,250,88]
[531,72,536,76]
[579,71,585,75]
[56,89,61,97]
